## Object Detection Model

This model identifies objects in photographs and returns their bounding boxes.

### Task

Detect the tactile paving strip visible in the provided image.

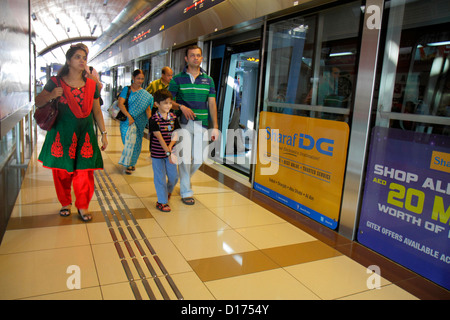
[93,169,183,300]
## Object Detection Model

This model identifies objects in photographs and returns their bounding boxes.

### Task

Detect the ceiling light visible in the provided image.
[329,52,354,57]
[86,13,91,19]
[56,18,60,24]
[31,13,37,21]
[427,41,450,47]
[103,0,109,5]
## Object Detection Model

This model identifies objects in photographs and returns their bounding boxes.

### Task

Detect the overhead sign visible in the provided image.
[129,0,226,45]
[254,112,349,229]
[358,126,450,290]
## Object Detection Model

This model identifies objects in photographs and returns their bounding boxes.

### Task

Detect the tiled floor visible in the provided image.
[1,111,449,300]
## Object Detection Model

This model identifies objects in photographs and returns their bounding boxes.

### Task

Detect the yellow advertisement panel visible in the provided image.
[430,150,450,174]
[254,112,350,229]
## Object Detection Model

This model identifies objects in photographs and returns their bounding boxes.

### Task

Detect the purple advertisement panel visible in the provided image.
[358,126,450,290]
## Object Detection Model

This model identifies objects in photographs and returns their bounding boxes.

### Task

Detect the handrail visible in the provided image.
[0,102,34,139]
[266,101,351,115]
[377,111,449,126]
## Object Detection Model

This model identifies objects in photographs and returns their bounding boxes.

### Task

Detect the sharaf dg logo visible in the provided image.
[170,125,334,171]
[265,127,335,157]
[172,125,334,155]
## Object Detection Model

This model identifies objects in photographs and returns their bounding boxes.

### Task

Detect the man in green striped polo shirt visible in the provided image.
[169,45,219,205]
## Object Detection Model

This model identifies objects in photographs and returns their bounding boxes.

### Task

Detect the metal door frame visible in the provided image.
[338,0,385,239]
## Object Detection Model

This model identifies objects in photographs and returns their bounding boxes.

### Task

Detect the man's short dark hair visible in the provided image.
[185,44,202,57]
[153,89,173,103]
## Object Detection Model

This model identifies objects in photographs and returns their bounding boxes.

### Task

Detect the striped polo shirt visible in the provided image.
[148,112,180,159]
[168,66,216,127]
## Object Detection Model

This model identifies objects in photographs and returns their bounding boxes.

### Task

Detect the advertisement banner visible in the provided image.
[254,112,349,229]
[358,126,450,290]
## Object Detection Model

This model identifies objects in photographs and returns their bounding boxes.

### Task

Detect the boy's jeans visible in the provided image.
[152,157,178,204]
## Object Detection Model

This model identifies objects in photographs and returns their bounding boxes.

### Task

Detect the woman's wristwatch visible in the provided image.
[166,151,171,157]
[101,130,107,135]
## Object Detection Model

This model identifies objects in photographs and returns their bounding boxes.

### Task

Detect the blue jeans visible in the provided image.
[151,157,178,204]
[178,121,208,199]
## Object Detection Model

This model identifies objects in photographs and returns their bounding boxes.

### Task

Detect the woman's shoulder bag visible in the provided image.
[116,86,131,121]
[34,77,61,130]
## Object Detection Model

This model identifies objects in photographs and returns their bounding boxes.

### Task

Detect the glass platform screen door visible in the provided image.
[219,48,260,175]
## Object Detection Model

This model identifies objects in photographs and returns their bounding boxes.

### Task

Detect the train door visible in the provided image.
[256,2,362,231]
[210,45,226,99]
[110,67,118,100]
[139,57,151,88]
[215,42,261,176]
[116,66,126,93]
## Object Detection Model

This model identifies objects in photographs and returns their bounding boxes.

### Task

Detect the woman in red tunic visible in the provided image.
[35,44,108,222]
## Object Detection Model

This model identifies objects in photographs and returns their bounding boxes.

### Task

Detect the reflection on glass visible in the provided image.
[222,242,234,255]
[381,0,450,135]
[264,2,361,122]
[232,254,243,266]
[265,17,314,112]
[219,49,260,175]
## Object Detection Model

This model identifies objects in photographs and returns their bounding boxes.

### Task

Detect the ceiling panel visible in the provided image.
[31,0,130,65]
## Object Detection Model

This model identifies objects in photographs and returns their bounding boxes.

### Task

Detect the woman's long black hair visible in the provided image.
[131,69,144,83]
[57,45,88,81]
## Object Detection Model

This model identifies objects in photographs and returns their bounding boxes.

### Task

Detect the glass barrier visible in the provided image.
[263,1,362,122]
[358,0,450,290]
[375,0,450,134]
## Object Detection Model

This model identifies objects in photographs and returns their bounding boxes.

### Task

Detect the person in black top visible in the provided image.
[148,89,180,212]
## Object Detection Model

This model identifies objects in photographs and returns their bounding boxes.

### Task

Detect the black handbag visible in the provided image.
[34,77,61,130]
[116,86,131,121]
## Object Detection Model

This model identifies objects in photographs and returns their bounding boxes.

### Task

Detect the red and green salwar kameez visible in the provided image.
[38,76,102,210]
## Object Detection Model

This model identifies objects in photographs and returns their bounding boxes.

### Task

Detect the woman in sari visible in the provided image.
[117,69,153,174]
[36,44,108,222]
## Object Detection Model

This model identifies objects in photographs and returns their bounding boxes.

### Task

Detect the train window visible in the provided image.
[140,58,151,87]
[376,0,450,135]
[172,48,186,75]
[151,53,168,82]
[263,2,361,122]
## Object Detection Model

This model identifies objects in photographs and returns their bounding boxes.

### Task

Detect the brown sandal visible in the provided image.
[78,209,92,222]
[59,208,71,217]
[181,197,195,205]
[59,205,71,217]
